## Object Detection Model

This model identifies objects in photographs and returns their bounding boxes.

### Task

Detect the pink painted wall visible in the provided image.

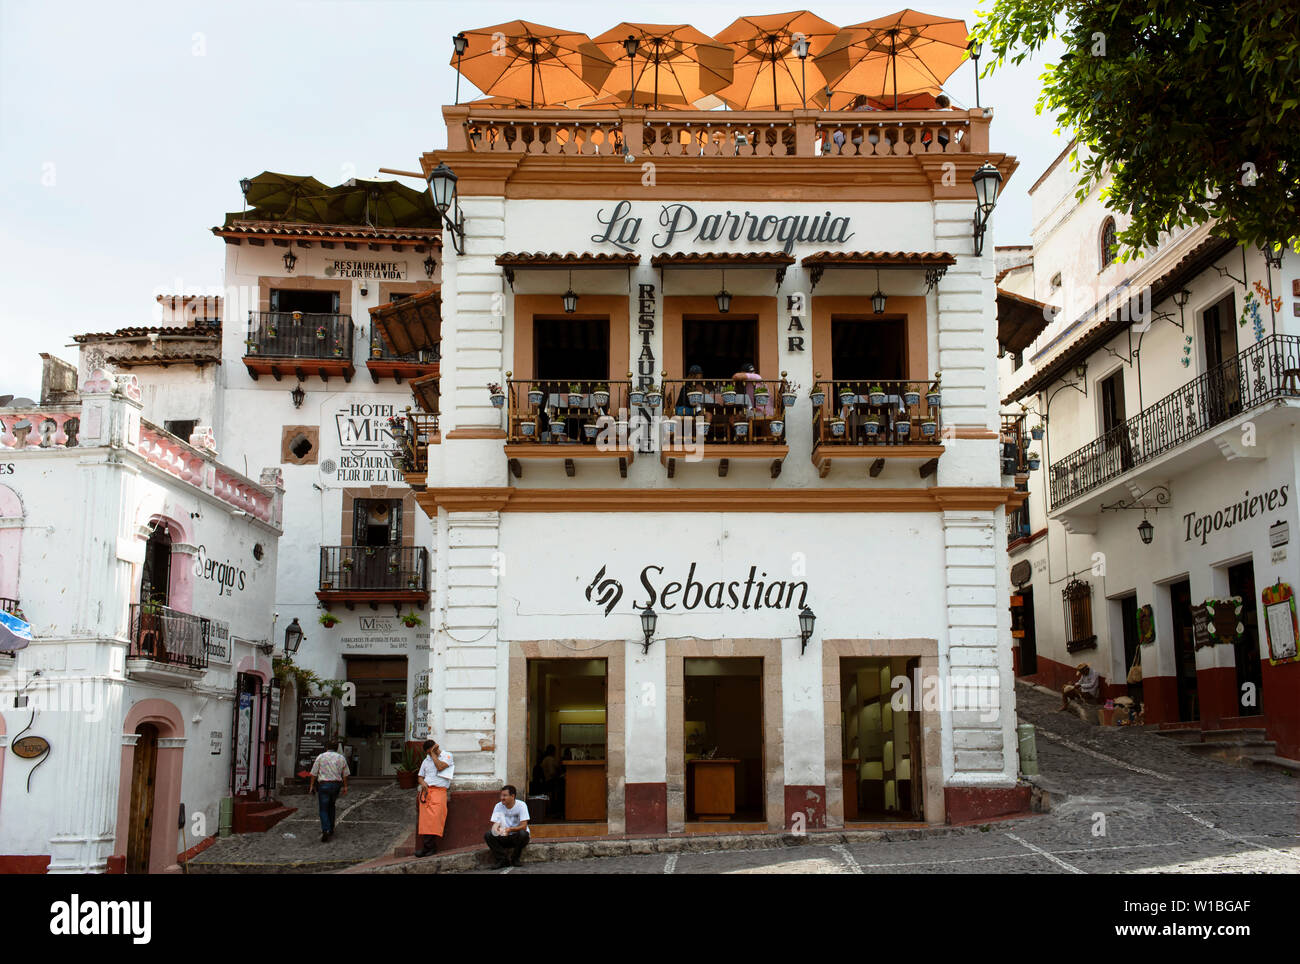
[115,699,185,874]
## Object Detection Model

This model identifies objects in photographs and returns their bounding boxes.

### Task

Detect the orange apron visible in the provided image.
[418,784,448,836]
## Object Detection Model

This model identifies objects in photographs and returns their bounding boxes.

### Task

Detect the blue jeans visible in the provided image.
[317,782,342,833]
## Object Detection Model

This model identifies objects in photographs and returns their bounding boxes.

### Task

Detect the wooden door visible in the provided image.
[126,724,159,874]
[906,658,924,820]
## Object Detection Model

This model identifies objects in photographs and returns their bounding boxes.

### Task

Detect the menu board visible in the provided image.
[1263,583,1298,663]
[1191,604,1212,650]
[296,696,334,776]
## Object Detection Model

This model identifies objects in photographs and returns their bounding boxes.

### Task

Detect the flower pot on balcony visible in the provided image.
[1027,454,1041,471]
[549,421,566,439]
[333,347,344,357]
[781,391,797,409]
[830,417,846,437]
[406,578,419,590]
[293,311,304,322]
[629,388,645,407]
[753,388,770,408]
[687,389,705,407]
[895,420,912,438]
[342,558,354,572]
[267,327,278,338]
[528,389,545,406]
[733,422,749,439]
[371,346,382,358]
[903,390,921,407]
[768,419,785,437]
[1031,426,1044,440]
[245,342,259,354]
[809,389,826,408]
[567,392,584,407]
[489,391,506,408]
[839,390,856,408]
[927,391,942,408]
[645,389,663,409]
[868,389,887,406]
[920,419,938,438]
[864,417,880,436]
[519,421,537,437]
[722,390,738,405]
[319,612,339,628]
[315,328,326,340]
[583,422,599,440]
[592,388,610,408]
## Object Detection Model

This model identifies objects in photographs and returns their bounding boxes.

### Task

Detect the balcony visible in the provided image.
[317,545,430,610]
[126,603,209,684]
[448,105,987,159]
[810,379,944,478]
[503,379,637,478]
[243,311,355,382]
[1049,334,1300,511]
[365,328,440,384]
[389,411,439,486]
[999,412,1036,480]
[659,378,790,477]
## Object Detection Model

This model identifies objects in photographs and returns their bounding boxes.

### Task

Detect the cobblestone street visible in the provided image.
[463,683,1299,875]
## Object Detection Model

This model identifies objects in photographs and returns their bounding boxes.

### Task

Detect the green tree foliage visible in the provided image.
[974,0,1299,256]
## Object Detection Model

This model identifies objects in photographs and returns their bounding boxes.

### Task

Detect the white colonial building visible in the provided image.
[373,95,1029,842]
[0,370,283,873]
[998,142,1300,760]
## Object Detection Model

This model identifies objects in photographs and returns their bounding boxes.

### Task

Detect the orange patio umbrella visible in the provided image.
[815,9,969,110]
[715,11,840,110]
[592,23,733,110]
[451,21,615,109]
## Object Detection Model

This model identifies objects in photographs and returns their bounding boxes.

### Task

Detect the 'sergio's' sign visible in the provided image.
[592,202,854,254]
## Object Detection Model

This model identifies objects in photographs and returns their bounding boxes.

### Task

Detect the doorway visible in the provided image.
[1201,293,1241,425]
[232,673,261,796]
[684,658,764,822]
[831,317,907,383]
[839,657,921,821]
[126,723,159,874]
[682,315,758,378]
[1017,586,1038,676]
[141,525,172,607]
[343,657,408,777]
[1227,560,1263,716]
[1099,369,1132,472]
[1168,579,1199,722]
[526,659,608,824]
[534,317,610,381]
[350,498,403,588]
[1118,594,1142,703]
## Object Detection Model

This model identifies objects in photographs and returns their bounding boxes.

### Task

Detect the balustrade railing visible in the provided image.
[128,603,209,671]
[811,379,941,446]
[388,411,439,473]
[505,379,632,443]
[1049,334,1300,507]
[660,377,790,444]
[246,311,354,360]
[0,410,81,449]
[319,545,429,592]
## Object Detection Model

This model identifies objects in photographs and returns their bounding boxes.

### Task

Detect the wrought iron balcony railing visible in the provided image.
[319,545,429,592]
[389,412,439,473]
[128,603,210,671]
[1049,334,1300,508]
[505,379,633,444]
[812,379,941,447]
[368,327,440,364]
[245,311,354,361]
[658,377,790,445]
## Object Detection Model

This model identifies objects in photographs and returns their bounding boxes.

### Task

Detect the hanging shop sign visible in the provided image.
[1262,582,1298,663]
[11,735,50,759]
[1191,604,1213,650]
[592,201,854,254]
[1182,484,1289,546]
[323,258,407,280]
[269,684,281,731]
[296,695,334,774]
[205,617,231,664]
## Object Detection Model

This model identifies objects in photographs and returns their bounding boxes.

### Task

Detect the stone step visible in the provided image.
[244,806,297,833]
[1154,729,1204,743]
[1201,728,1268,744]
[1184,741,1277,766]
[1249,755,1300,776]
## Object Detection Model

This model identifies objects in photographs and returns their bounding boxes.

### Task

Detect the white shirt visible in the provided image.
[491,799,530,831]
[418,750,454,788]
[1078,669,1100,695]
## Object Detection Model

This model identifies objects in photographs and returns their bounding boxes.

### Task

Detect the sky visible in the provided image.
[0,0,1066,399]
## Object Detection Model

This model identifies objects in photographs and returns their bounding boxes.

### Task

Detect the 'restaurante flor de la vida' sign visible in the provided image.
[592,202,855,254]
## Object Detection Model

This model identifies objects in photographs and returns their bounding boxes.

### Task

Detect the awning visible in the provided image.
[997,288,1053,355]
[1003,235,1236,403]
[370,288,442,356]
[650,251,795,285]
[495,251,641,287]
[0,609,32,653]
[411,372,440,414]
[801,250,956,289]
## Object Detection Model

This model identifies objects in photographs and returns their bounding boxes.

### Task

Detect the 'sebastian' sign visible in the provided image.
[323,258,407,280]
[586,562,810,616]
[592,202,854,254]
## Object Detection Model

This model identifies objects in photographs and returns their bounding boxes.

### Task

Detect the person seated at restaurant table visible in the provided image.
[733,363,773,416]
[675,365,706,415]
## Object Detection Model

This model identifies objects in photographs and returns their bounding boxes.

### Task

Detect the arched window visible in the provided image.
[1100,218,1118,269]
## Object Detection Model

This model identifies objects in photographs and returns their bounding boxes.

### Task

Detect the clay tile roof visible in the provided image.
[648,251,795,266]
[369,287,442,357]
[212,220,442,246]
[73,325,221,343]
[800,251,956,266]
[997,288,1053,355]
[494,252,641,267]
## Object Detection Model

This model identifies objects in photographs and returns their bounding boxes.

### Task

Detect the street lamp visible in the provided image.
[290,383,305,408]
[793,35,810,109]
[562,270,579,313]
[452,34,468,104]
[640,605,657,654]
[624,36,639,107]
[971,162,1003,256]
[871,269,887,314]
[1137,516,1154,545]
[716,268,732,313]
[798,606,816,655]
[968,37,983,108]
[283,246,298,273]
[427,162,465,255]
[284,617,304,656]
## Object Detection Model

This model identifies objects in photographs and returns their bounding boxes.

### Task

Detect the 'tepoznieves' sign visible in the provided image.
[591,202,854,254]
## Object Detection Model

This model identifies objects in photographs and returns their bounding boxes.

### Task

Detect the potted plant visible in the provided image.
[396,746,420,789]
[863,413,881,436]
[527,386,545,407]
[315,325,326,340]
[768,418,785,437]
[902,387,921,407]
[687,385,705,406]
[920,415,938,438]
[591,383,610,408]
[1026,451,1041,471]
[519,420,537,437]
[341,556,354,572]
[407,575,420,590]
[895,417,912,439]
[780,377,798,410]
[829,415,847,437]
[267,323,278,337]
[332,345,344,357]
[695,413,712,438]
[868,385,887,406]
[488,382,506,408]
[370,342,383,358]
[733,421,749,439]
[364,546,376,557]
[583,421,599,440]
[548,415,566,439]
[809,385,826,408]
[387,555,400,575]
[245,339,259,354]
[839,386,856,408]
[401,610,424,629]
[292,310,304,322]
[568,383,585,407]
[1031,424,1044,440]
[319,611,340,629]
[926,383,942,408]
[753,383,770,407]
[722,382,738,405]
[645,383,663,409]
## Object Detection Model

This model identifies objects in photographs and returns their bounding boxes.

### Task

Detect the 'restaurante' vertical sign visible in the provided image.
[636,283,656,453]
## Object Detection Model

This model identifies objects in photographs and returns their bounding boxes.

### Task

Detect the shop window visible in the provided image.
[270,289,339,314]
[1062,578,1096,652]
[1100,218,1118,269]
[831,318,906,382]
[527,658,608,822]
[533,317,609,381]
[684,657,764,822]
[682,315,758,378]
[164,419,198,442]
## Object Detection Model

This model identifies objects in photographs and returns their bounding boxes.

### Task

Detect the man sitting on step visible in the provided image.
[1059,662,1101,712]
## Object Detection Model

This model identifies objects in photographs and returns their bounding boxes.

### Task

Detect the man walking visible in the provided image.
[484,785,530,869]
[308,745,350,843]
